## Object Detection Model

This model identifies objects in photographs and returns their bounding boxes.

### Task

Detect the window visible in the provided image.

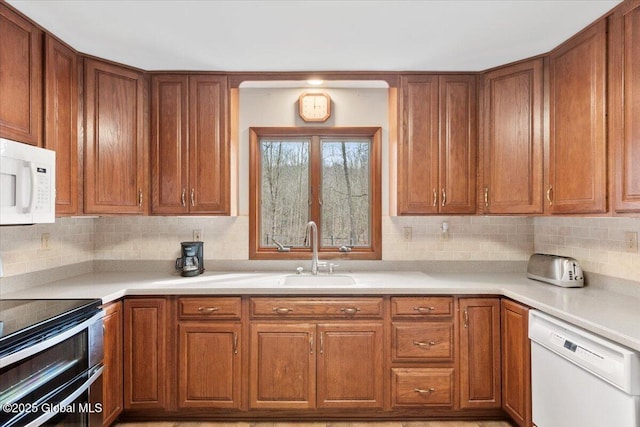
[250,127,381,260]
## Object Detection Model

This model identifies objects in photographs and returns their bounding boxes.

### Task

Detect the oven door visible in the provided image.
[0,312,103,427]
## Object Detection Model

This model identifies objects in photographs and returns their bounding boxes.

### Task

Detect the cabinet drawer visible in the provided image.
[391,297,453,318]
[391,368,454,407]
[250,297,383,318]
[392,322,453,362]
[178,297,242,320]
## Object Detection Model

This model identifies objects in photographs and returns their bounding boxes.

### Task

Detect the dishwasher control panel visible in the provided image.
[550,332,607,371]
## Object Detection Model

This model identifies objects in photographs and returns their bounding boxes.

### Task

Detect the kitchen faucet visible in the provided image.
[305,221,326,275]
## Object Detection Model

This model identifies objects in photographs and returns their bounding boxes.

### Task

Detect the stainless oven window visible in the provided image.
[0,332,88,412]
[0,311,103,427]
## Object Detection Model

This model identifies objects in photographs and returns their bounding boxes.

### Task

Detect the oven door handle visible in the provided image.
[0,311,104,368]
[23,364,104,427]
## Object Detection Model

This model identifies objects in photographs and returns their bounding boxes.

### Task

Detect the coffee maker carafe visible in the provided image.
[175,241,204,277]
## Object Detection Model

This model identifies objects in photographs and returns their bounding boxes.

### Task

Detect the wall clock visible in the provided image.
[298,92,331,122]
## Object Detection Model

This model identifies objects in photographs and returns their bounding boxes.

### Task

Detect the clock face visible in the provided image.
[299,92,331,122]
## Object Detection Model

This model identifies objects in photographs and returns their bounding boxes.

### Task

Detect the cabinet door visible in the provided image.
[501,299,531,427]
[398,75,439,214]
[610,0,640,213]
[102,301,123,427]
[84,58,148,214]
[123,298,167,410]
[459,298,501,409]
[151,74,189,214]
[249,323,316,409]
[0,4,42,146]
[188,75,229,214]
[481,59,544,214]
[178,322,241,408]
[316,323,384,409]
[549,20,607,214]
[438,75,477,214]
[45,35,79,216]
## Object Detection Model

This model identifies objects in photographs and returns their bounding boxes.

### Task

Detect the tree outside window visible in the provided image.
[249,127,381,260]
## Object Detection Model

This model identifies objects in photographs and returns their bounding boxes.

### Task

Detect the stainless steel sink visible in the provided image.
[280,274,357,287]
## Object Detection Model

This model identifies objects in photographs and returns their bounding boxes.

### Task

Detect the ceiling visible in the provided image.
[7,0,622,72]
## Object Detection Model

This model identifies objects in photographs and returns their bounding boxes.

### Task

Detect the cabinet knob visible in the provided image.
[138,189,143,207]
[273,307,293,314]
[181,188,186,207]
[441,188,446,207]
[190,188,195,207]
[432,189,438,207]
[198,306,219,313]
[546,186,553,206]
[340,307,360,315]
[484,187,489,207]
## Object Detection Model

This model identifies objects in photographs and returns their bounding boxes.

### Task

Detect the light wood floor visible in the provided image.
[115,421,512,427]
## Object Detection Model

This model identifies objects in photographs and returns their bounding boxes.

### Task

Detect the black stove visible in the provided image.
[0,298,101,358]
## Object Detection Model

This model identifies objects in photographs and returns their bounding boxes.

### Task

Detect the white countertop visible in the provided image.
[4,270,640,353]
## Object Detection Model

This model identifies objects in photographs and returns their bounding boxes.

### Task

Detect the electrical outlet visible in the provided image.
[624,231,638,253]
[193,229,203,241]
[41,233,50,250]
[403,226,412,242]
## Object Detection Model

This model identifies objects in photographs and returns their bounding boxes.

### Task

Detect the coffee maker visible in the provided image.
[175,241,204,277]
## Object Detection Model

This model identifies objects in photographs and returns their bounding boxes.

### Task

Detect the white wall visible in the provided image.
[237,87,390,215]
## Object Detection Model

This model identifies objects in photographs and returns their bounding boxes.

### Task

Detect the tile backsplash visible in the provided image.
[1,215,638,282]
[534,217,640,282]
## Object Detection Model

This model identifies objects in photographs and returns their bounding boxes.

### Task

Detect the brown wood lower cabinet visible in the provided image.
[459,297,501,409]
[117,295,524,424]
[123,298,167,410]
[249,322,384,410]
[102,301,123,427]
[391,368,455,407]
[249,323,316,409]
[501,299,532,427]
[178,322,241,408]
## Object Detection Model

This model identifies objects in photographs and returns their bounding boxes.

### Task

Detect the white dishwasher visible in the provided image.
[529,310,640,427]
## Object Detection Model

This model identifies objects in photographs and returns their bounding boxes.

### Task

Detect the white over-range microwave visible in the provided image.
[0,138,56,225]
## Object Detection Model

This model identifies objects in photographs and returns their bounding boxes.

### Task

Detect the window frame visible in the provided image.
[249,126,382,260]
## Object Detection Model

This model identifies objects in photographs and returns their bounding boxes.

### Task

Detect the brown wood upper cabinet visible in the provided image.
[480,59,544,214]
[609,0,640,213]
[151,74,229,215]
[44,35,80,216]
[84,58,148,214]
[398,75,477,214]
[548,20,607,214]
[0,3,42,146]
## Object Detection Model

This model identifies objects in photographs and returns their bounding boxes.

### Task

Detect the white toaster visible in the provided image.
[526,253,584,287]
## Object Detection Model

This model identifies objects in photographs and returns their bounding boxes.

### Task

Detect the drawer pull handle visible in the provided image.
[413,341,436,347]
[340,307,360,315]
[198,306,220,313]
[273,307,293,314]
[413,306,435,313]
[414,388,436,394]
